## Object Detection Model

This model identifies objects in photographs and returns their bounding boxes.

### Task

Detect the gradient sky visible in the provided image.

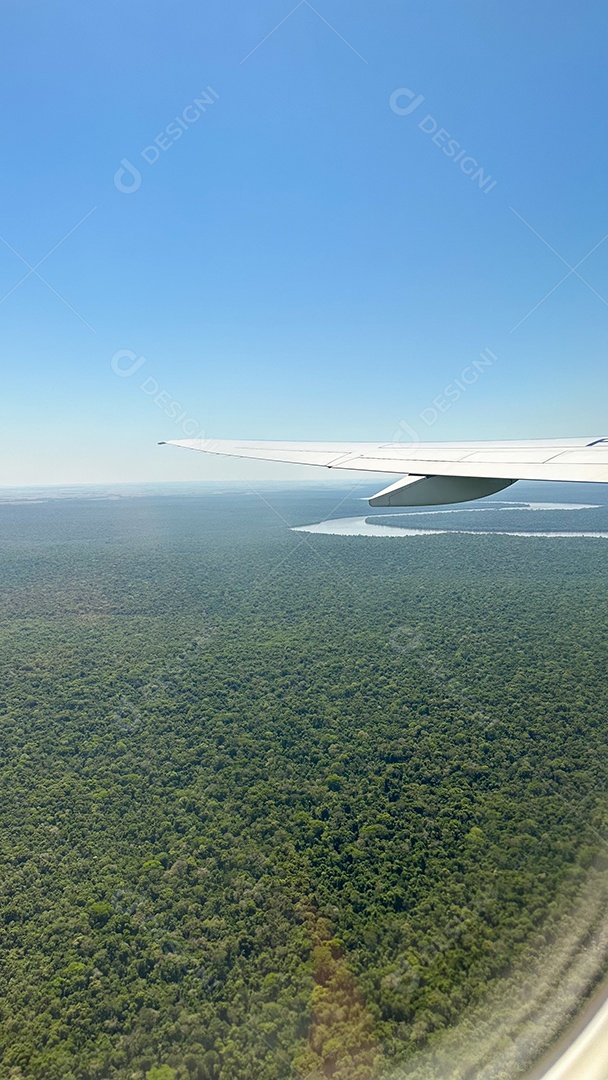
[1,0,607,485]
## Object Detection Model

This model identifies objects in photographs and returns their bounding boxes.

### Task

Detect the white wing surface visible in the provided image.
[163,437,608,506]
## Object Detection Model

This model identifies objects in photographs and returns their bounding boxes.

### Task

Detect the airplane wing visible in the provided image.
[162,437,608,506]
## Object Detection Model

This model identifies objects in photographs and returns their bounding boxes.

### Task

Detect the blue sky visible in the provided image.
[1,0,607,484]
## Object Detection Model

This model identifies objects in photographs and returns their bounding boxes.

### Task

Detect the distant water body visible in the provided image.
[293,502,608,539]
[355,501,601,514]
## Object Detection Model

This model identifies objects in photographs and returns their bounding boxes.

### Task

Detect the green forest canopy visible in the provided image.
[0,486,607,1080]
